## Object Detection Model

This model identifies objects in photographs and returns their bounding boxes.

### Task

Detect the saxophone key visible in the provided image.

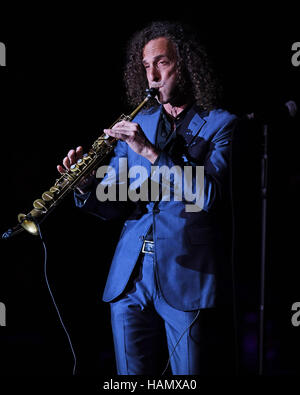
[29,208,44,218]
[76,158,85,167]
[50,186,60,194]
[70,164,79,172]
[42,191,55,202]
[33,199,48,211]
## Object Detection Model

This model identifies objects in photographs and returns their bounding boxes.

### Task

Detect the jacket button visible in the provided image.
[153,208,160,214]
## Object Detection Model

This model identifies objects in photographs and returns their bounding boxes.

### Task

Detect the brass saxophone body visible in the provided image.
[6,88,157,237]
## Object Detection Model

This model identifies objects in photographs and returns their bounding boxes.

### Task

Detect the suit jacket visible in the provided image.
[75,104,237,311]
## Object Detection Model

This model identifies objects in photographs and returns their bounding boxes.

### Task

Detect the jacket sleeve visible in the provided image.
[73,139,134,220]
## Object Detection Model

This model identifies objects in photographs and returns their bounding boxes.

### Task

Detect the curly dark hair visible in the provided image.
[124,21,222,111]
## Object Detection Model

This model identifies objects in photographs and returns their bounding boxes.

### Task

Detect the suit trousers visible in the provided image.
[110,252,232,375]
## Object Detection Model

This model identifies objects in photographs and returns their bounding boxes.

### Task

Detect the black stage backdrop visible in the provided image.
[0,4,299,386]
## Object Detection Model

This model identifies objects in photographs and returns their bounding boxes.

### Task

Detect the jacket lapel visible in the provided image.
[135,106,162,170]
[138,105,162,145]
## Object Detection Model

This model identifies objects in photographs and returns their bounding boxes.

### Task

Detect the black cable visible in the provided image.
[161,309,200,376]
[36,222,77,376]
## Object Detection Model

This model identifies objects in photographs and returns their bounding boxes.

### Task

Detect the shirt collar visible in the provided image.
[162,102,194,123]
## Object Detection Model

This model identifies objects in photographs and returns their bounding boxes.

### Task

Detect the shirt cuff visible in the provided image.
[74,190,91,207]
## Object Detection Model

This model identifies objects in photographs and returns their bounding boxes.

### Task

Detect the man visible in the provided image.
[58,21,237,375]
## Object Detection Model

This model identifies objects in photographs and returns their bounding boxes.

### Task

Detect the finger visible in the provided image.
[76,146,83,159]
[111,128,132,136]
[57,164,66,174]
[110,128,134,137]
[68,149,76,165]
[112,124,142,138]
[113,120,130,130]
[104,129,129,140]
[63,156,71,170]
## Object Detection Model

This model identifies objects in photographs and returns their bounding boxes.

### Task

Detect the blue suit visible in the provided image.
[75,105,237,374]
[75,105,237,310]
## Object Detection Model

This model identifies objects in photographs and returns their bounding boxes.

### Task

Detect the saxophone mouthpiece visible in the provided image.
[146,88,158,98]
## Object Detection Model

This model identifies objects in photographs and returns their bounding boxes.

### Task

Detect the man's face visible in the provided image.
[142,37,178,104]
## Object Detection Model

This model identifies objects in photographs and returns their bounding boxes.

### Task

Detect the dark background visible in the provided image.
[0,4,299,384]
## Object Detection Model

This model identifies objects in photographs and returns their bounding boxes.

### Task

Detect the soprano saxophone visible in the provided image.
[3,88,157,238]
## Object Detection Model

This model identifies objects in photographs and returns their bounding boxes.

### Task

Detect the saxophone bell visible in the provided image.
[17,213,40,236]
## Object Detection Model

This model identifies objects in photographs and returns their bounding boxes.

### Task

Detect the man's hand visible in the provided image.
[104,120,160,164]
[57,146,95,194]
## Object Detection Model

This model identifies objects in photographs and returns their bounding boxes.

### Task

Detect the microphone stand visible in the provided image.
[258,123,268,375]
[248,100,297,375]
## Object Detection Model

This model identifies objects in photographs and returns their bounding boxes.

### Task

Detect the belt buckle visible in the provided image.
[142,240,154,254]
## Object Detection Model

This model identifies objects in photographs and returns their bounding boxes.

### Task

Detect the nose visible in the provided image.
[148,65,161,83]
